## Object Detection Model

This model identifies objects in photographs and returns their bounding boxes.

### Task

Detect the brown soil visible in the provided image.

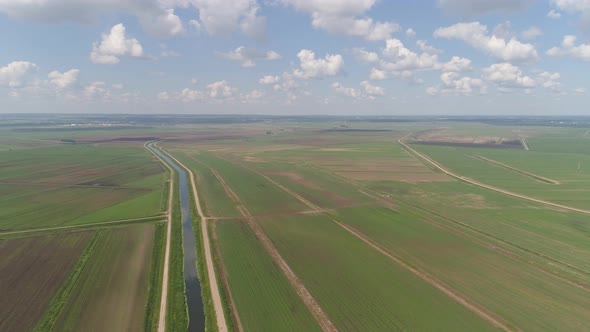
[0,231,94,332]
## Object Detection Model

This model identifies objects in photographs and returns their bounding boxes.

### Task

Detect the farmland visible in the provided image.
[2,115,590,331]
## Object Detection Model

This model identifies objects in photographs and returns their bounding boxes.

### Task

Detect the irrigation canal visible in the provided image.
[148,143,205,332]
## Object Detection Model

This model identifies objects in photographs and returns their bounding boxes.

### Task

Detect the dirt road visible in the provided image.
[144,142,173,332]
[399,135,590,216]
[194,157,338,332]
[159,149,228,332]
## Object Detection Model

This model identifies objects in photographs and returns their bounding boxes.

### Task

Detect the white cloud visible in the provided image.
[538,71,561,91]
[332,82,361,98]
[0,0,183,37]
[380,38,439,72]
[293,49,344,79]
[547,35,590,60]
[280,0,399,40]
[406,28,416,38]
[361,80,384,96]
[139,8,183,37]
[416,40,443,54]
[190,0,266,38]
[207,80,234,98]
[575,87,586,94]
[437,0,531,16]
[180,88,206,102]
[521,26,543,40]
[440,56,473,72]
[0,61,37,87]
[90,23,144,65]
[552,0,590,13]
[353,48,380,63]
[48,69,79,89]
[434,22,538,62]
[259,75,280,84]
[218,46,281,67]
[428,72,486,96]
[483,63,536,90]
[547,9,562,19]
[370,68,387,80]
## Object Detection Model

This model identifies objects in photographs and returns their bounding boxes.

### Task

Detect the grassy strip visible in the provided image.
[144,223,166,331]
[33,230,102,331]
[0,218,164,241]
[188,189,225,332]
[209,221,237,332]
[166,173,189,330]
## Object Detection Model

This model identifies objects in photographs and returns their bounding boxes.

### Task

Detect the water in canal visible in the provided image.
[148,143,205,332]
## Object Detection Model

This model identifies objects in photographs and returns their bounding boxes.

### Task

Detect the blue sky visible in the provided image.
[0,0,589,115]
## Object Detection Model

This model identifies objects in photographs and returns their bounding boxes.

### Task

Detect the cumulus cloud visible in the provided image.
[332,82,361,98]
[416,40,443,54]
[483,63,536,90]
[370,68,387,80]
[48,69,79,89]
[434,22,538,62]
[521,26,543,40]
[380,38,439,72]
[293,49,344,79]
[361,80,384,96]
[406,28,416,38]
[440,56,473,72]
[280,0,399,40]
[207,80,234,98]
[547,35,590,60]
[437,0,532,17]
[259,75,280,84]
[0,0,183,37]
[428,72,486,96]
[353,48,380,63]
[90,24,144,65]
[0,61,37,87]
[218,46,281,67]
[190,0,266,38]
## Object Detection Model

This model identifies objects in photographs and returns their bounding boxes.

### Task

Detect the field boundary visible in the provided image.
[468,155,559,184]
[399,134,590,216]
[0,216,164,237]
[144,142,173,332]
[156,147,229,332]
[191,155,338,332]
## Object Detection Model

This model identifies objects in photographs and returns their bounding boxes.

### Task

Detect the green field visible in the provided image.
[215,220,321,331]
[4,117,590,331]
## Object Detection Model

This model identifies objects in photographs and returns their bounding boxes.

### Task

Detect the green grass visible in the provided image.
[166,174,189,331]
[258,213,498,331]
[50,224,156,331]
[144,223,166,331]
[216,220,321,331]
[331,205,590,331]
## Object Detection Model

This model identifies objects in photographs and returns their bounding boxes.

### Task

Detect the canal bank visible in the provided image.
[147,143,205,332]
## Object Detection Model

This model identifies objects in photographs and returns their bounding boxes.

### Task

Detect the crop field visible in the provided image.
[215,220,321,331]
[0,231,94,331]
[50,224,156,331]
[162,120,590,331]
[0,141,167,232]
[3,117,590,332]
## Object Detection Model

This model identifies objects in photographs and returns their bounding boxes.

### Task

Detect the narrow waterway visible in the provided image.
[148,143,205,332]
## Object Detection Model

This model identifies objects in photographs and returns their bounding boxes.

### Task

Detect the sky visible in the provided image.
[1,0,590,115]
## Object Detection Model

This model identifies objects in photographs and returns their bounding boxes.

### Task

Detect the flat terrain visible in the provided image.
[51,224,156,331]
[0,231,94,332]
[3,117,590,332]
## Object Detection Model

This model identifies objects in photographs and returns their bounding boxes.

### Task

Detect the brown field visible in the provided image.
[0,231,94,331]
[52,224,156,331]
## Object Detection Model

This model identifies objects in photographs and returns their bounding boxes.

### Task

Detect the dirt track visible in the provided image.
[158,149,229,332]
[470,155,560,184]
[194,157,338,332]
[144,142,173,332]
[399,134,590,216]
